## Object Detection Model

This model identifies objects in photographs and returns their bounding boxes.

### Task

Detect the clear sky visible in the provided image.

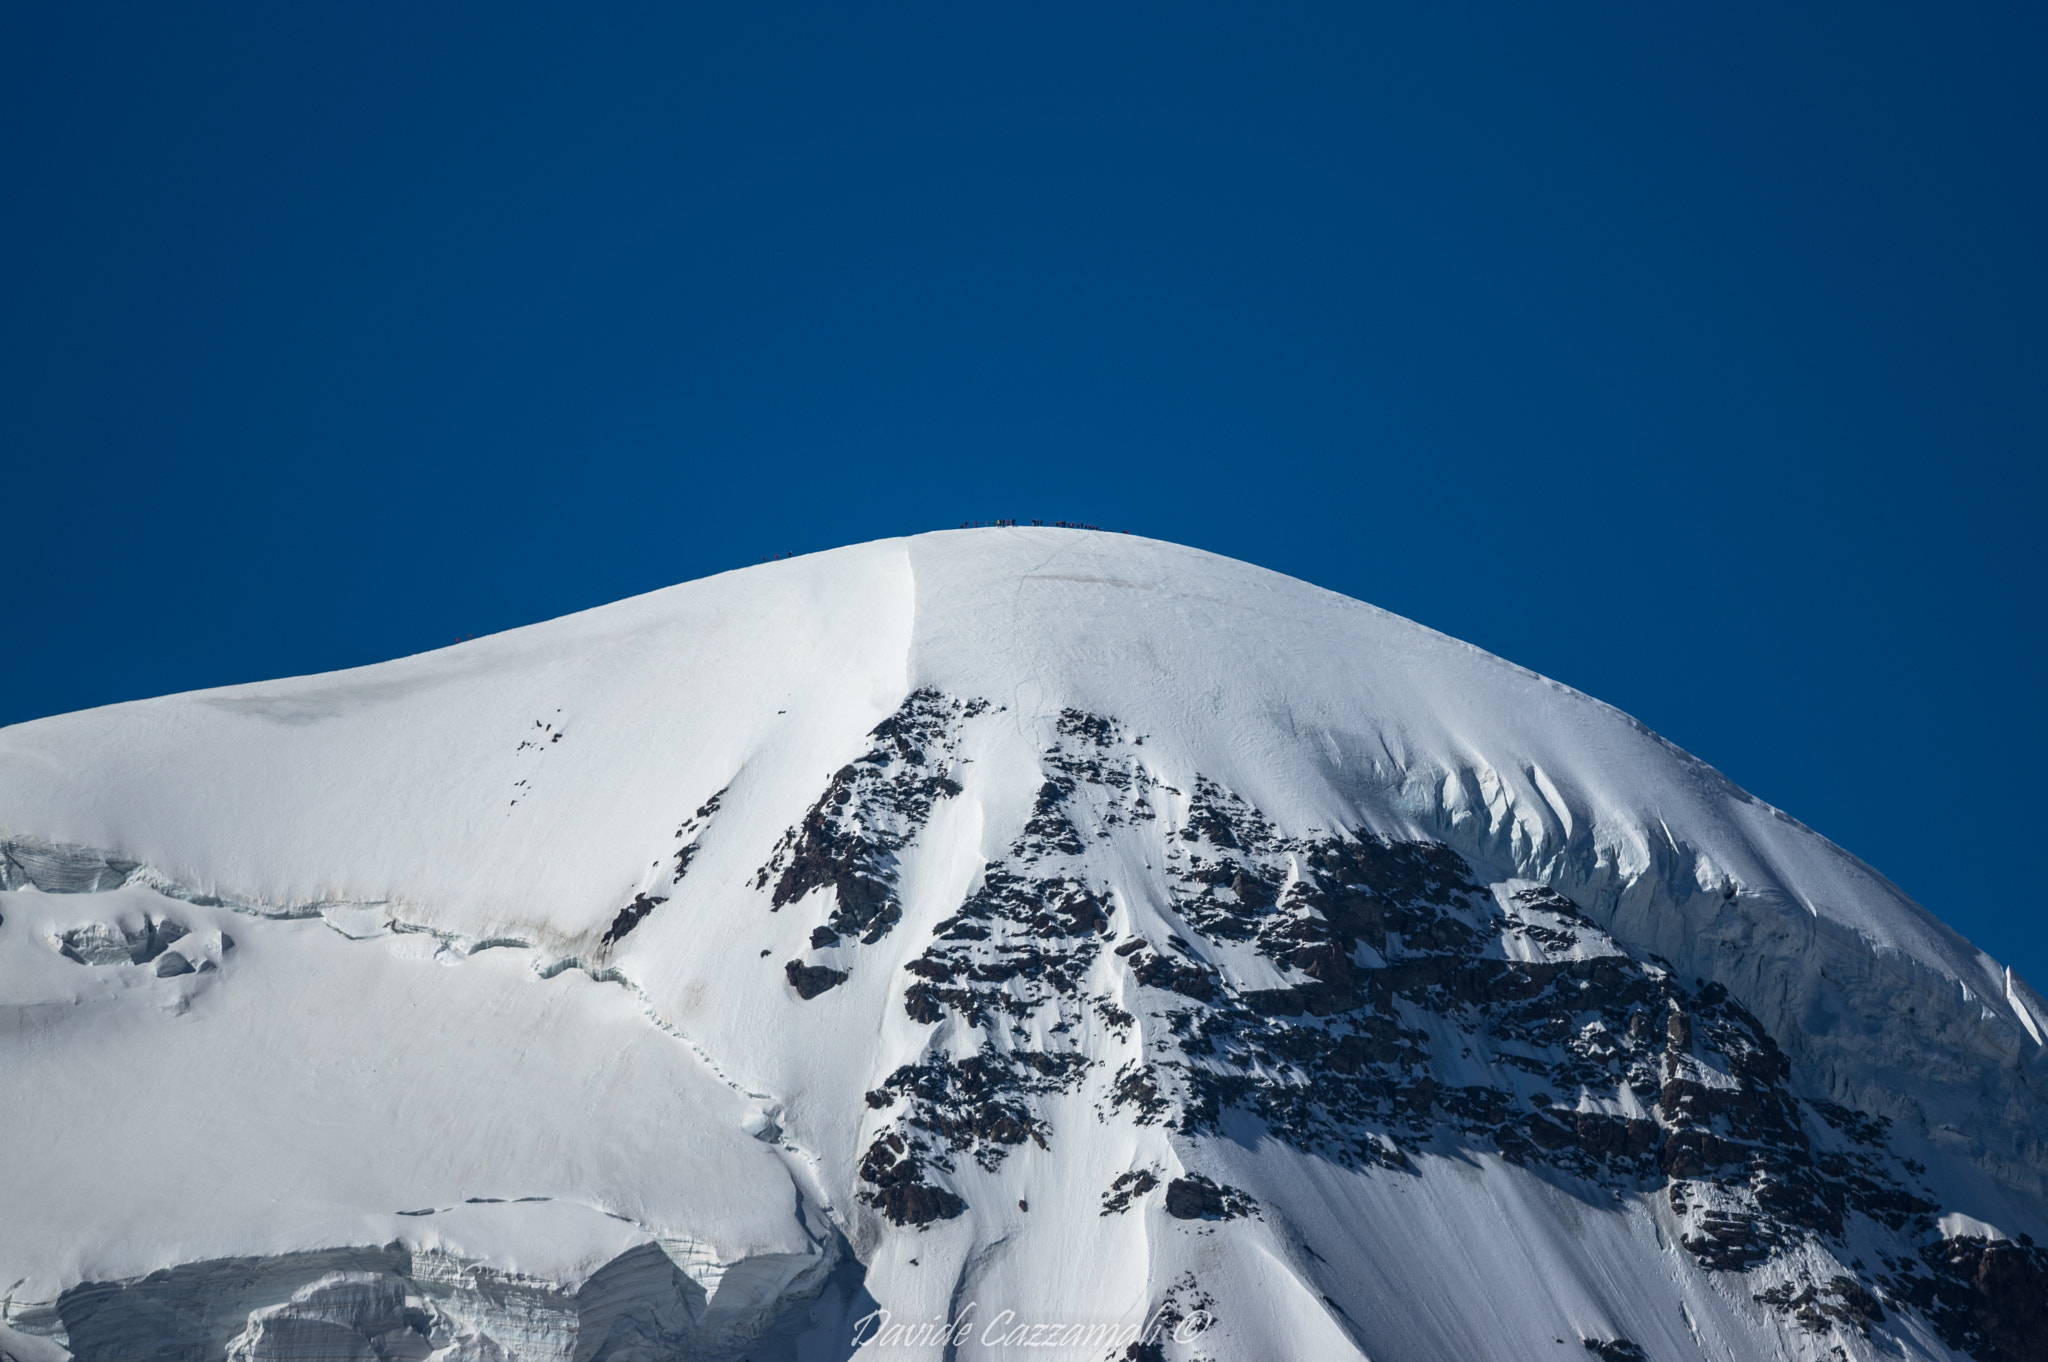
[4,5,2042,986]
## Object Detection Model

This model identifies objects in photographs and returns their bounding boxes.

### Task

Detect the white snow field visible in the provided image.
[1,528,2042,1362]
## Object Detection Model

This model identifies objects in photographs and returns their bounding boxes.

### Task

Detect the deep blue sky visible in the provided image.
[4,6,2042,984]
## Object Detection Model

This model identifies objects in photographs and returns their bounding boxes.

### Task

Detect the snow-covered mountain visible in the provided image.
[2,528,2042,1362]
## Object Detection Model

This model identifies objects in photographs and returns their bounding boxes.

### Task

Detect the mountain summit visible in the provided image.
[2,529,2043,1362]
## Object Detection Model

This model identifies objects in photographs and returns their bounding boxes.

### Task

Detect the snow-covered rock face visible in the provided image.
[2,528,2044,1362]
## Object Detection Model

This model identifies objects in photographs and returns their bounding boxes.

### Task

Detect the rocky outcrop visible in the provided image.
[797,694,2019,1355]
[784,960,848,999]
[1893,1235,2048,1362]
[755,689,982,945]
[1161,1176,1253,1222]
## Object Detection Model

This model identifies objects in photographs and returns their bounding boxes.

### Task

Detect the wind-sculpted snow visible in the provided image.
[3,528,2045,1362]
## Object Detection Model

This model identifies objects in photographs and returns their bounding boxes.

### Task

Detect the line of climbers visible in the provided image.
[957,518,1125,533]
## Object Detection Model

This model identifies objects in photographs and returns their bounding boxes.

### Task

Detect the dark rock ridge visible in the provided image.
[848,710,1158,1224]
[668,788,724,884]
[1103,766,1951,1341]
[599,893,664,948]
[756,691,2031,1355]
[755,689,983,945]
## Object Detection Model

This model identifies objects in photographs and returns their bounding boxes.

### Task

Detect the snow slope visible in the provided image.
[1,528,2042,1362]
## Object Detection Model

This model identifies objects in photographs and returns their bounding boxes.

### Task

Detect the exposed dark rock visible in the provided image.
[757,689,979,944]
[1021,778,1088,855]
[870,1046,1089,1171]
[818,698,1964,1351]
[784,960,848,1000]
[1908,1236,2048,1362]
[1756,1276,1886,1335]
[905,858,1113,1031]
[669,790,724,883]
[1163,1175,1254,1221]
[1164,1176,1223,1220]
[1582,1342,1647,1362]
[1810,1099,1892,1148]
[1685,1213,1776,1272]
[1101,1170,1160,1215]
[857,1132,966,1226]
[1110,1061,1169,1125]
[902,981,943,1023]
[1130,948,1219,1002]
[600,893,665,947]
